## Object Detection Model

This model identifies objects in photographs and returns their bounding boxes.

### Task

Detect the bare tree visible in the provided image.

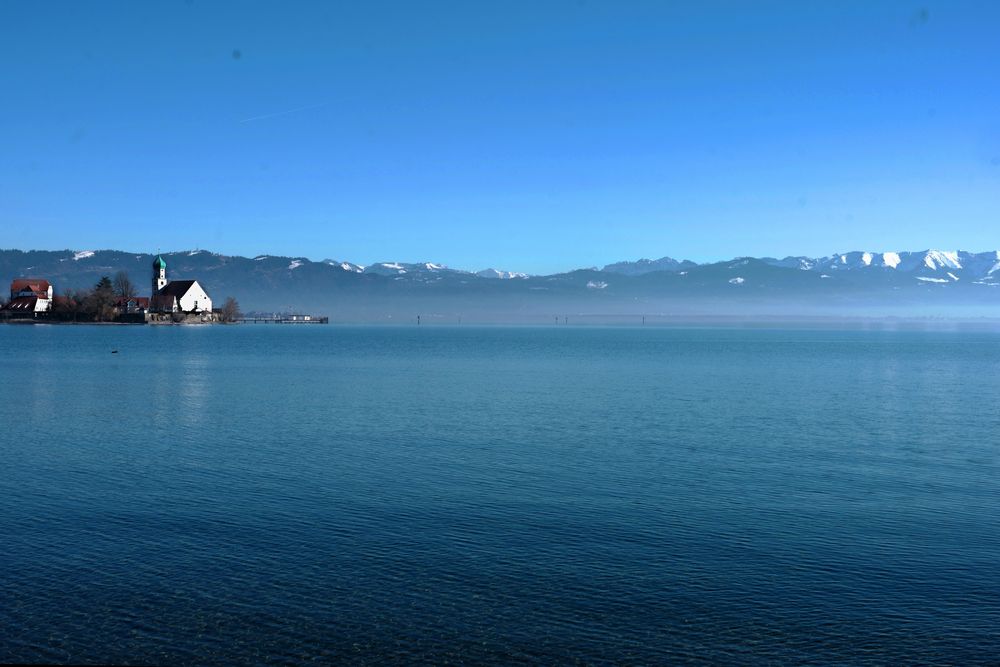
[54,289,82,314]
[50,288,91,320]
[113,270,136,301]
[219,297,242,323]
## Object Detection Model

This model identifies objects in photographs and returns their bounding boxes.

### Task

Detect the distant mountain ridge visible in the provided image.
[602,257,699,275]
[1,247,998,321]
[603,250,1000,281]
[761,250,1000,278]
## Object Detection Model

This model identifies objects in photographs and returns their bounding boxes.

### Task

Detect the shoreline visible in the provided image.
[4,316,1000,331]
[0,319,226,326]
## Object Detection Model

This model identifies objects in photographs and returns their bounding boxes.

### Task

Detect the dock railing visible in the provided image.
[237,315,329,324]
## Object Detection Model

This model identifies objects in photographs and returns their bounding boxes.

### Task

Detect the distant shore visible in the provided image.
[4,314,1000,331]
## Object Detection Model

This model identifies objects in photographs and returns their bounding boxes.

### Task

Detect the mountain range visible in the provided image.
[2,248,998,322]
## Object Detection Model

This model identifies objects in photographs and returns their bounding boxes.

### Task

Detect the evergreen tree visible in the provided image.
[89,276,117,321]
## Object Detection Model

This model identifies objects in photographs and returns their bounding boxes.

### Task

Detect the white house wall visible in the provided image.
[178,282,212,312]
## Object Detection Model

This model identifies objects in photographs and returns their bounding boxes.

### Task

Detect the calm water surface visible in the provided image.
[1,325,998,665]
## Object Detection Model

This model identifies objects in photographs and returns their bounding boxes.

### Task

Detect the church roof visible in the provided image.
[157,280,197,298]
[153,255,166,269]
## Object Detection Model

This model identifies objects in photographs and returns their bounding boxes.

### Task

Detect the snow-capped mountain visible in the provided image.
[602,257,698,275]
[476,268,528,280]
[323,259,364,273]
[763,251,903,271]
[360,262,462,276]
[602,250,1000,285]
[360,262,530,279]
[758,250,1000,284]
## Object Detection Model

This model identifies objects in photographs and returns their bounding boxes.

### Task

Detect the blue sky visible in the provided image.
[1,0,998,273]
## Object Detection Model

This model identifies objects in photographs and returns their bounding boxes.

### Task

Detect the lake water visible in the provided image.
[1,325,998,664]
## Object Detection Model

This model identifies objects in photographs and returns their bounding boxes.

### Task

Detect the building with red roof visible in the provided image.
[4,278,53,313]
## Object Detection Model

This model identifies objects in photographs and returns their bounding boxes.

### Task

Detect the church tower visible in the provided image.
[152,255,167,295]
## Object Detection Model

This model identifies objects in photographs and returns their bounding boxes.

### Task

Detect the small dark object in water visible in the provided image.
[111,350,118,354]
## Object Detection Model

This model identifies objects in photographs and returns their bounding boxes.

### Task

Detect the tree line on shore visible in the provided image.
[53,273,134,321]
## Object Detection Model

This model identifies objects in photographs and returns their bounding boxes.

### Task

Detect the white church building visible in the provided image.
[150,255,213,313]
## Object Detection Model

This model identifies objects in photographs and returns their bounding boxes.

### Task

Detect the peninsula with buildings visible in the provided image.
[2,254,236,324]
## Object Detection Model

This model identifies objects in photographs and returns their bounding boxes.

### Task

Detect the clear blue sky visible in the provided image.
[1,0,998,273]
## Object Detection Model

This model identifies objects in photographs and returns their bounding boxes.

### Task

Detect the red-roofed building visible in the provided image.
[4,278,53,313]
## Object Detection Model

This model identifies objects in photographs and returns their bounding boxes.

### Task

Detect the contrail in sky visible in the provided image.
[239,102,329,124]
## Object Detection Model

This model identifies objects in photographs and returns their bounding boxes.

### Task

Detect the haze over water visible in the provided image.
[2,325,999,664]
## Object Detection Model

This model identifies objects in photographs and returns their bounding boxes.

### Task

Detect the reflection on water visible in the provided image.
[177,352,211,432]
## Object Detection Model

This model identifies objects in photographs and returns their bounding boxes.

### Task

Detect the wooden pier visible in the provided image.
[238,316,329,324]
